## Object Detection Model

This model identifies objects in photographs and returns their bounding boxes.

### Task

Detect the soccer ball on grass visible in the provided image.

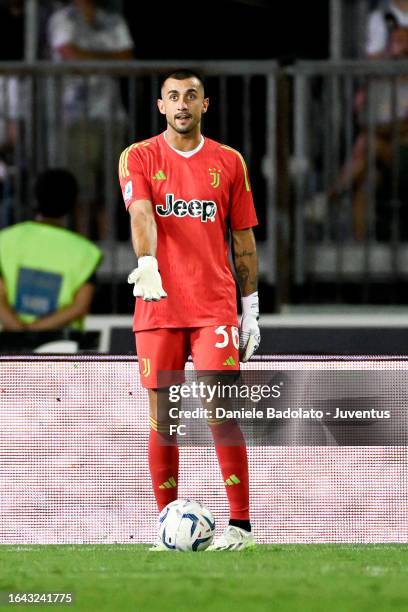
[158,499,215,551]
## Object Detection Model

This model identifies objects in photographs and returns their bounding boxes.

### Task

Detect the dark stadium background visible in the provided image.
[123,0,329,61]
[109,0,329,315]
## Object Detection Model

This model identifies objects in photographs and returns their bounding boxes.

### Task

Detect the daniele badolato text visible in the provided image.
[168,407,391,420]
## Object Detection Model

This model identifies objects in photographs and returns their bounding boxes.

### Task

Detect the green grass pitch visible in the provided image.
[1,545,408,612]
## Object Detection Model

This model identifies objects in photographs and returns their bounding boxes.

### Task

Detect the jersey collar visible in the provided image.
[162,132,205,159]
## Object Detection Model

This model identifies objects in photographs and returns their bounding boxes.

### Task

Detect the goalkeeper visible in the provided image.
[119,69,260,551]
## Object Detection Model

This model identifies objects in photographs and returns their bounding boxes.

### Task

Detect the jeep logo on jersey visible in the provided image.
[156,193,217,222]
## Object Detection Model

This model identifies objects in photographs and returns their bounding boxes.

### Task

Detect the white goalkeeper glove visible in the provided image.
[239,291,260,362]
[128,256,167,301]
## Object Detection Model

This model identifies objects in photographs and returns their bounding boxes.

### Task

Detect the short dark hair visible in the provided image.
[160,69,205,95]
[35,169,79,218]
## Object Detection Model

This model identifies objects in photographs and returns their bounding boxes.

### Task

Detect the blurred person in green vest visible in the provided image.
[0,169,102,331]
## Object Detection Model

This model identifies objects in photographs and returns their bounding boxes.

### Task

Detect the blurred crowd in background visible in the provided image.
[0,0,134,237]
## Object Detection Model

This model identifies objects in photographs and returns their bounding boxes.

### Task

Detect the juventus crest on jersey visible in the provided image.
[119,133,258,332]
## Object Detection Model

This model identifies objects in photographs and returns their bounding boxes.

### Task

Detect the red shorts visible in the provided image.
[135,325,240,389]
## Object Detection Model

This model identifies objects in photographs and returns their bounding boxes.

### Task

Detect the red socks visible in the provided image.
[148,420,249,521]
[148,428,179,511]
[209,420,250,521]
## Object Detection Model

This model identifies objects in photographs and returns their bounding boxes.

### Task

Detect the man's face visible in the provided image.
[157,77,209,134]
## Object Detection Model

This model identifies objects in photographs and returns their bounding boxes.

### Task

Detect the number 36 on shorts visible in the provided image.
[214,325,239,349]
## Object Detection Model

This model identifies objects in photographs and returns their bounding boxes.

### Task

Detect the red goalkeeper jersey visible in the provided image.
[119,133,258,332]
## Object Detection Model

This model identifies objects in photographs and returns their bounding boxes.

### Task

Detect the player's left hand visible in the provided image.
[239,292,260,362]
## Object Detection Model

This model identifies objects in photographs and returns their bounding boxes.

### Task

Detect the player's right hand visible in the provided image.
[128,256,167,301]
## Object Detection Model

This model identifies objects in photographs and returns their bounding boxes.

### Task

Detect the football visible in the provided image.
[158,499,216,552]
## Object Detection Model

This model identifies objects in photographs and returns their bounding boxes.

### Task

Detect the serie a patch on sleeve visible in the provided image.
[124,180,133,202]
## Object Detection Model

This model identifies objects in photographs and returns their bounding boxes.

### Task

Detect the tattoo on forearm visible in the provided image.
[234,250,255,259]
[237,263,250,287]
[237,264,257,294]
[235,249,258,291]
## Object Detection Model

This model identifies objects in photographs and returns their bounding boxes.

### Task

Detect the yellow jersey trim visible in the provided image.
[220,145,251,192]
[119,141,150,179]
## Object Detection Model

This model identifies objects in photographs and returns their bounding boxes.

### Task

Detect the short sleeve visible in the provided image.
[366,10,387,56]
[119,146,152,209]
[229,152,258,231]
[48,10,75,49]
